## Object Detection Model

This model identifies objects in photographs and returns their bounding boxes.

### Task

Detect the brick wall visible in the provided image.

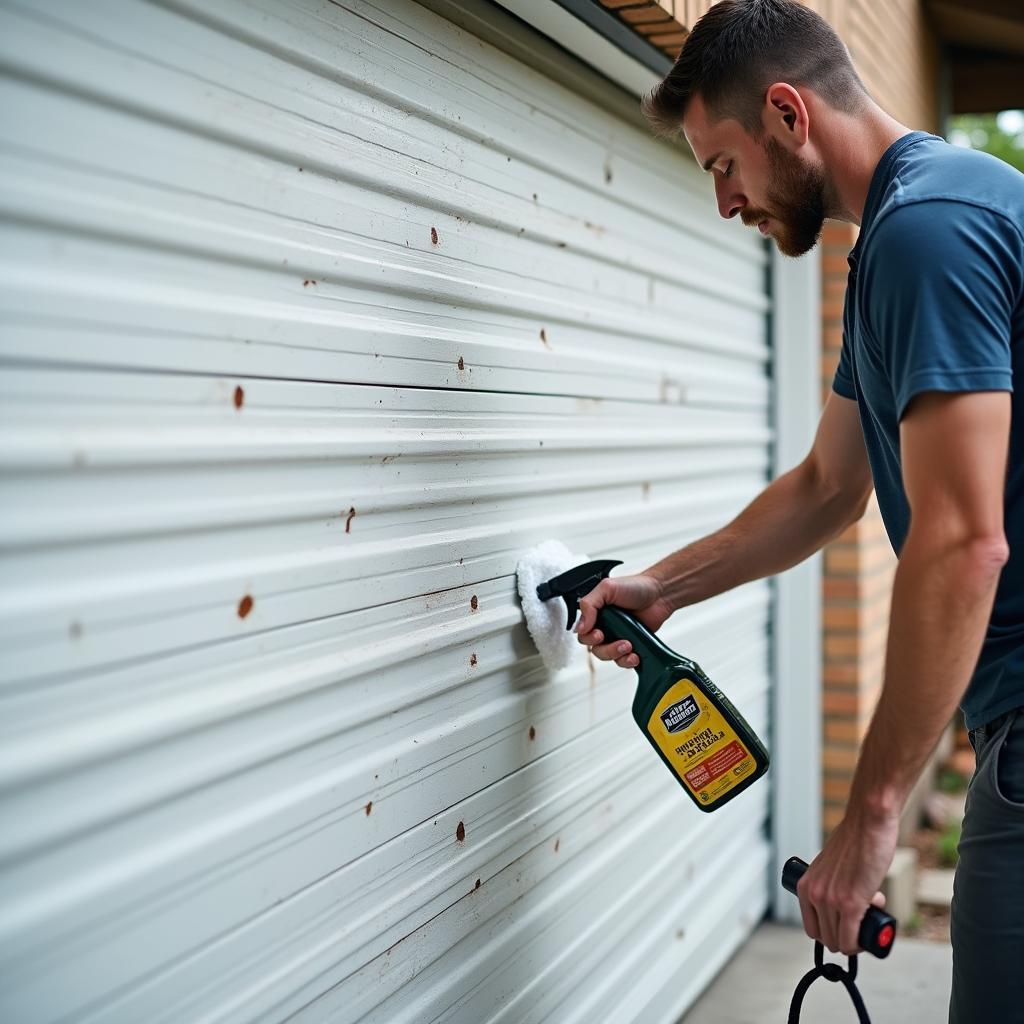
[815,4,939,834]
[599,0,942,118]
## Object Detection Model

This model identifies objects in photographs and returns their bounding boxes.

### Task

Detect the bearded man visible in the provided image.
[573,2,1024,1018]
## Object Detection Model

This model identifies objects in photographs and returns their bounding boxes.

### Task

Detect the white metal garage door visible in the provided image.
[0,1,774,1021]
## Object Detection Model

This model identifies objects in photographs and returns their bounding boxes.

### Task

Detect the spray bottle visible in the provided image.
[537,559,769,811]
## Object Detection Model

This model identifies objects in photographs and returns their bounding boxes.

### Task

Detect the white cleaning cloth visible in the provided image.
[516,539,589,673]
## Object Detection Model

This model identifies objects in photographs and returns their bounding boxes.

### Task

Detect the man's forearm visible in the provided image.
[646,459,861,611]
[847,532,1008,819]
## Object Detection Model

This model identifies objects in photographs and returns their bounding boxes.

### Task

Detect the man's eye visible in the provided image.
[724,161,734,179]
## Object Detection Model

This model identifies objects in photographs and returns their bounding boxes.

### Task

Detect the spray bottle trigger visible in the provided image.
[535,558,624,631]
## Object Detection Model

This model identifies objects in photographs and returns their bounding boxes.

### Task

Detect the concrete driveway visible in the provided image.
[681,922,952,1023]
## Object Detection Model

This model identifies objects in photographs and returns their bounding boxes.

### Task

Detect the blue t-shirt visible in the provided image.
[833,130,1024,731]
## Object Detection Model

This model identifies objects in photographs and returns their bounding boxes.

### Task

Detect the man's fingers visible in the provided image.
[841,894,885,954]
[577,631,637,662]
[802,889,886,956]
[798,878,844,954]
[795,877,821,946]
[838,904,863,955]
[573,586,640,670]
[796,887,821,948]
[573,606,588,635]
[575,594,603,635]
[821,907,842,954]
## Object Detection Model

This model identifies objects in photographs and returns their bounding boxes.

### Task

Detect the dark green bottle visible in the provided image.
[537,560,770,812]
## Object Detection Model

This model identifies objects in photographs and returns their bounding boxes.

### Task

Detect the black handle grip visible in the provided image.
[781,856,898,959]
[594,606,679,668]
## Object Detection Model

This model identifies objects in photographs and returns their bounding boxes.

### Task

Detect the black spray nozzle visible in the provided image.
[536,559,623,630]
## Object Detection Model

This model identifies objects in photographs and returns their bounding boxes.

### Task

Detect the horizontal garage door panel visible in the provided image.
[0,1,774,1022]
[1,0,768,393]
[1,368,769,681]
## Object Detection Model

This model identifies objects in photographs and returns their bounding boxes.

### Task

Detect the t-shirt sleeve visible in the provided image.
[831,332,857,401]
[862,199,1021,421]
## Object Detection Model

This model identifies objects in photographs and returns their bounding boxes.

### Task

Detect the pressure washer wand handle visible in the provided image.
[781,856,898,960]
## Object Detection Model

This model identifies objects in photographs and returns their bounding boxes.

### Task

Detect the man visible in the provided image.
[572,1,1024,1018]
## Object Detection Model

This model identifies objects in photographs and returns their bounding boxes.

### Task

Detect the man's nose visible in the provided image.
[715,180,745,220]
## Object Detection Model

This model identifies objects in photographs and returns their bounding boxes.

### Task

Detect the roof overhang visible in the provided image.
[927,0,1024,112]
[491,0,670,98]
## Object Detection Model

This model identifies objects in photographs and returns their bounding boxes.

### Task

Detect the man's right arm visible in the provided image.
[648,391,872,610]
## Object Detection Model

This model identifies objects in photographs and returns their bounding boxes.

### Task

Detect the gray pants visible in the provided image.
[949,706,1024,1022]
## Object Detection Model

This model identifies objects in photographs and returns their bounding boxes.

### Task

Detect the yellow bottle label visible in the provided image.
[647,678,757,807]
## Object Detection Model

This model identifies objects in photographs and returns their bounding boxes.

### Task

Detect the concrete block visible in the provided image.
[883,846,919,924]
[917,867,955,908]
[924,791,966,829]
[899,723,956,845]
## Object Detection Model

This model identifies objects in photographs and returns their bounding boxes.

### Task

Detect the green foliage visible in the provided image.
[946,111,1024,174]
[937,820,962,868]
[937,768,970,794]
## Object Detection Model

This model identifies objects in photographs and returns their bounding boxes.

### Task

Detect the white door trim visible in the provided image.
[769,247,824,923]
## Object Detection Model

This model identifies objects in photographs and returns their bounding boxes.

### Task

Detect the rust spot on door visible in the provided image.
[456,821,466,842]
[365,801,373,816]
[458,356,465,371]
[345,507,356,533]
[470,595,478,611]
[554,838,560,853]
[475,878,481,890]
[303,279,317,287]
[539,328,550,348]
[238,595,254,619]
[233,385,244,409]
[470,653,478,667]
[431,227,439,245]
[529,726,536,741]
[642,482,651,500]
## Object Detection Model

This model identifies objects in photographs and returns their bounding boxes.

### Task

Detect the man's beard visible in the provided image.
[743,135,829,258]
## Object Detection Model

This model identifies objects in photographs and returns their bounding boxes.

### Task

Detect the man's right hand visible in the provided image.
[574,573,673,669]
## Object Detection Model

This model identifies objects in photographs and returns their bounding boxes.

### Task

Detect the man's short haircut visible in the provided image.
[641,0,869,139]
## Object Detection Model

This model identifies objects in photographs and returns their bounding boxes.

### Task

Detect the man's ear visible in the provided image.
[763,82,809,148]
